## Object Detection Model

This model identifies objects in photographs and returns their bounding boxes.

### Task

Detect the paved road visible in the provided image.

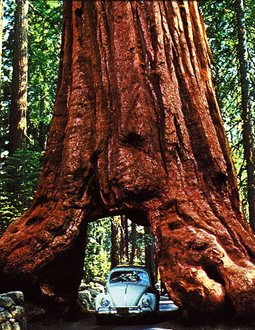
[158,296,178,312]
[27,311,179,330]
[27,297,255,330]
[27,297,179,330]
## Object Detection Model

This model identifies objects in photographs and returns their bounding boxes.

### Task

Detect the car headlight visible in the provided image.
[142,296,151,307]
[101,297,111,307]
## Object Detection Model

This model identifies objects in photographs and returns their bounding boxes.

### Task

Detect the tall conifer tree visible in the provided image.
[9,0,28,155]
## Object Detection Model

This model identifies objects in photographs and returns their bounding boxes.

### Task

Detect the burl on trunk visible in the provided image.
[1,0,255,322]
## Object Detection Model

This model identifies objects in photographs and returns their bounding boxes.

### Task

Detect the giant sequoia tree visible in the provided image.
[1,0,255,322]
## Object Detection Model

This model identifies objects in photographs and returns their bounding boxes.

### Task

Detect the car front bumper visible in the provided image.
[97,305,153,315]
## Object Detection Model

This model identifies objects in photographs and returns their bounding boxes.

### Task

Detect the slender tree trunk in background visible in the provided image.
[9,0,28,156]
[236,0,255,231]
[38,97,47,151]
[1,0,255,322]
[145,226,156,277]
[121,215,129,263]
[111,216,122,268]
[130,222,137,265]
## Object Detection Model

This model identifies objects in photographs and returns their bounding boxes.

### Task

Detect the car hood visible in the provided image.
[107,283,147,307]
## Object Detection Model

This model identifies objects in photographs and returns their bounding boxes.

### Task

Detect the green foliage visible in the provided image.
[1,0,15,154]
[1,0,62,154]
[200,0,255,217]
[83,218,154,284]
[0,148,43,235]
[83,218,112,284]
[0,0,62,234]
[28,0,62,150]
[133,225,153,263]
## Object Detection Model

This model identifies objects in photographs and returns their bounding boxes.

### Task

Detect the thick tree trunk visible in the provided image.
[1,0,255,322]
[9,0,28,155]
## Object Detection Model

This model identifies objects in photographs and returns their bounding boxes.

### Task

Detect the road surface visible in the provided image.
[27,297,255,330]
[27,296,179,330]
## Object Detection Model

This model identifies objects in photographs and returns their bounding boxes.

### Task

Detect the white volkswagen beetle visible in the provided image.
[95,266,159,318]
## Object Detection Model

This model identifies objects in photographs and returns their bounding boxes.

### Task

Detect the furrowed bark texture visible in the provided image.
[1,0,255,321]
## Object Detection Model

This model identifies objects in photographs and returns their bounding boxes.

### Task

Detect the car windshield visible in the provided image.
[109,270,150,285]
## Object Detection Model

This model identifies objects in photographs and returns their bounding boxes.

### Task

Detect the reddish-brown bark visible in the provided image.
[1,0,255,322]
[9,0,28,155]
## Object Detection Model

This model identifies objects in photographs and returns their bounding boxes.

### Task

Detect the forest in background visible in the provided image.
[0,0,254,284]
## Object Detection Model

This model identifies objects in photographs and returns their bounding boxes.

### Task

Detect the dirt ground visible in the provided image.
[27,311,255,330]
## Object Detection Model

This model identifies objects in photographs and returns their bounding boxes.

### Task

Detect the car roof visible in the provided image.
[109,266,149,273]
